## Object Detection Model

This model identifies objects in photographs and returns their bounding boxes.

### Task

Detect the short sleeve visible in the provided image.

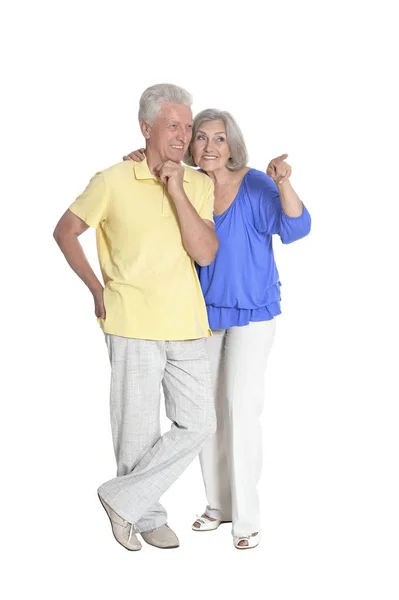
[198,177,215,222]
[69,172,109,228]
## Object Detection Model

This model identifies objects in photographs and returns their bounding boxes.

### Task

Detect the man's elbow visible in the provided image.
[53,220,70,247]
[197,258,212,267]
[196,239,219,266]
[196,252,216,267]
[53,223,63,245]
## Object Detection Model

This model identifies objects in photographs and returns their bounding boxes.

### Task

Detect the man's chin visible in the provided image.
[167,149,185,162]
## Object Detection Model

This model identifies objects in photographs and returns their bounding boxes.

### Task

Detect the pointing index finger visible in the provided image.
[275,153,289,162]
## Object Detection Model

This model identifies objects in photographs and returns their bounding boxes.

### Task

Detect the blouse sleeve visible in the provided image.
[251,171,311,244]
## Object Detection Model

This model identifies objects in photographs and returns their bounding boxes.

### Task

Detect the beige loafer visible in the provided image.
[98,495,142,551]
[141,524,179,549]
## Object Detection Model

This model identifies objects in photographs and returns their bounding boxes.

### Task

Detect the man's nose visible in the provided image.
[176,127,191,143]
[176,126,186,141]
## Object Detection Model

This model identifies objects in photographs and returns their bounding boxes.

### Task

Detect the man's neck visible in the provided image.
[145,147,182,174]
[145,147,163,174]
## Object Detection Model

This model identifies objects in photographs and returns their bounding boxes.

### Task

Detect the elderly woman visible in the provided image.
[124,109,311,549]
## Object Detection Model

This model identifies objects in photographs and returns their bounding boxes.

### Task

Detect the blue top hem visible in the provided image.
[207,301,281,330]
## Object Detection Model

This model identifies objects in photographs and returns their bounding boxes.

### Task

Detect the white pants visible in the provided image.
[199,319,276,537]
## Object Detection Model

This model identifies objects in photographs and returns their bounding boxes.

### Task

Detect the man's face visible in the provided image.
[144,102,193,163]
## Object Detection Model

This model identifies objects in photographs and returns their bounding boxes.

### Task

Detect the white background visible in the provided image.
[1,1,398,598]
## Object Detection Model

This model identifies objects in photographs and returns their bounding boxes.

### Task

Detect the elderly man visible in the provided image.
[53,83,218,551]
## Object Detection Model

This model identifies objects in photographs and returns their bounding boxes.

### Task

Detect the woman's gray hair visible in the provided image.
[138,83,193,125]
[184,109,248,170]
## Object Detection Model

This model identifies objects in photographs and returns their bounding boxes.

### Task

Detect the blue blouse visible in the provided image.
[197,169,311,330]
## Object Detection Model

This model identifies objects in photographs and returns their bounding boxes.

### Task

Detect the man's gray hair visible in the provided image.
[184,108,248,171]
[139,83,193,125]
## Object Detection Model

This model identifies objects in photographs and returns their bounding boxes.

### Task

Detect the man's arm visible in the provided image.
[155,162,219,266]
[168,189,218,267]
[53,209,106,318]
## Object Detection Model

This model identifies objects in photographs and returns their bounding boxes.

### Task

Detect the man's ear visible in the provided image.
[140,120,151,139]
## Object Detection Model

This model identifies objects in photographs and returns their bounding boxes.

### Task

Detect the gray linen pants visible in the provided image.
[98,335,216,532]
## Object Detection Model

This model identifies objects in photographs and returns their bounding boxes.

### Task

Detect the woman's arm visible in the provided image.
[267,154,303,217]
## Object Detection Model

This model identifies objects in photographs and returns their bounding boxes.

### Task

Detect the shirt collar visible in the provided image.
[133,157,191,183]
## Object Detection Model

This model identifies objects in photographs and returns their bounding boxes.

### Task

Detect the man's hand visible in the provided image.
[266,153,292,185]
[93,288,106,319]
[123,149,146,162]
[154,161,184,195]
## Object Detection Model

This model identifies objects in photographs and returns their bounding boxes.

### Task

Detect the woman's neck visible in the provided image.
[205,167,236,186]
[206,166,251,187]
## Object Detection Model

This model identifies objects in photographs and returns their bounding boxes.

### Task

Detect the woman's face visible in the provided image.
[190,119,231,172]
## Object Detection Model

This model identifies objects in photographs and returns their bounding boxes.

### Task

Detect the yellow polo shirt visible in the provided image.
[69,159,214,340]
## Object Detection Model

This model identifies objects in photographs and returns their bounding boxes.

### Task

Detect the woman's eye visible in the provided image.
[217,137,225,142]
[197,135,205,140]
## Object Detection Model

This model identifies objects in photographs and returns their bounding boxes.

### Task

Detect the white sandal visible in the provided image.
[192,514,222,531]
[233,532,260,549]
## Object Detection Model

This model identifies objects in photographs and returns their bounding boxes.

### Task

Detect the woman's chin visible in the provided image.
[197,160,221,172]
